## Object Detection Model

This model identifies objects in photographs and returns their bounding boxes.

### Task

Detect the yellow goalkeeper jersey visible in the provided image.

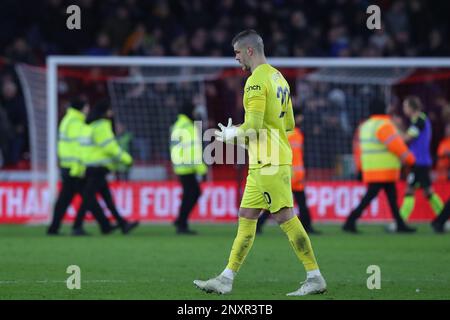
[242,63,294,169]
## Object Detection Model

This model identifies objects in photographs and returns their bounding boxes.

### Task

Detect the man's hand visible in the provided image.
[215,118,238,143]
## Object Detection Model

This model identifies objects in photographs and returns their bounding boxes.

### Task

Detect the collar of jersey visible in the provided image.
[252,63,270,74]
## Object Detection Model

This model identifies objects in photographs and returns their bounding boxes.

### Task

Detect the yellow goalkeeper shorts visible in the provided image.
[240,165,293,213]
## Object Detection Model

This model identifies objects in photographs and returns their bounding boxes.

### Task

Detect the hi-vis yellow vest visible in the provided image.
[360,116,400,182]
[170,114,207,175]
[80,119,132,172]
[57,107,85,176]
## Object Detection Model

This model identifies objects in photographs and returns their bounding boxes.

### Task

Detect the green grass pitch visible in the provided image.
[0,223,449,300]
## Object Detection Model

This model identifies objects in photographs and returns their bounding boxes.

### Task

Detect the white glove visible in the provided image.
[236,136,248,150]
[215,118,238,143]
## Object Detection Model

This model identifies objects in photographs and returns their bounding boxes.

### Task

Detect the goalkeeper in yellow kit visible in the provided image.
[194,30,326,296]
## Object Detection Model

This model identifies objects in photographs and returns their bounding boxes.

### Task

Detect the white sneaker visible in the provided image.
[286,275,327,296]
[193,275,233,294]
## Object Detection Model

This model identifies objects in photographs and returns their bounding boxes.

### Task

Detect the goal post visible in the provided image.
[17,56,450,223]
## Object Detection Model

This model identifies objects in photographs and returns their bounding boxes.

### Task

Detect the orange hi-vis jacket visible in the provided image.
[353,122,363,174]
[358,115,415,183]
[288,127,305,191]
[436,137,450,182]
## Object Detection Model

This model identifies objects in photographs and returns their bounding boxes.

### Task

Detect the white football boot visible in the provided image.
[193,275,233,294]
[286,275,327,296]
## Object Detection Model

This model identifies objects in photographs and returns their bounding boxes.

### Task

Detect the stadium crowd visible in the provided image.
[0,0,449,170]
[1,0,449,61]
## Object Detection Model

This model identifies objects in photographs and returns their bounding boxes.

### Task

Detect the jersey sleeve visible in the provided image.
[239,76,266,133]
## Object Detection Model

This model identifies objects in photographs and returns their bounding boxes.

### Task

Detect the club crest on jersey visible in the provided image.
[246,84,261,92]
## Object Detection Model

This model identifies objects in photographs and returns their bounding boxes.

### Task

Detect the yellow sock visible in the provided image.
[226,217,257,273]
[400,195,415,220]
[280,216,319,271]
[430,193,444,216]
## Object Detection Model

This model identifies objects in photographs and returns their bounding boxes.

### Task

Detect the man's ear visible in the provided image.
[247,47,253,56]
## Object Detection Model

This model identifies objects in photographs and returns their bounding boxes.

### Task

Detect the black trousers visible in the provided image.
[73,167,124,231]
[47,168,84,233]
[434,199,450,226]
[345,182,406,226]
[175,173,201,230]
[257,190,313,229]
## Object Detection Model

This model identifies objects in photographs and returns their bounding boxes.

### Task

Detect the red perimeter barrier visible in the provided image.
[0,181,448,224]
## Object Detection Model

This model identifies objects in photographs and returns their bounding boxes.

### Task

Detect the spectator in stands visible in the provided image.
[369,23,391,54]
[1,0,449,59]
[423,29,449,57]
[5,37,37,64]
[0,103,13,167]
[102,6,133,51]
[39,0,68,53]
[121,23,150,56]
[302,84,330,174]
[437,97,450,124]
[0,77,27,166]
[386,1,410,35]
[321,89,350,167]
[83,32,113,56]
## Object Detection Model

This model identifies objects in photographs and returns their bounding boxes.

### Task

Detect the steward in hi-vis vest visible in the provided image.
[170,114,207,176]
[47,98,89,235]
[359,115,414,183]
[170,101,207,235]
[72,99,139,236]
[343,98,416,234]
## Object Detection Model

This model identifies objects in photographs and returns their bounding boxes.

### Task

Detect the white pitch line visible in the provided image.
[0,279,127,284]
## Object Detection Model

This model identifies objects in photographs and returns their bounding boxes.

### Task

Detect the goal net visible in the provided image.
[16,57,450,220]
[107,71,210,181]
